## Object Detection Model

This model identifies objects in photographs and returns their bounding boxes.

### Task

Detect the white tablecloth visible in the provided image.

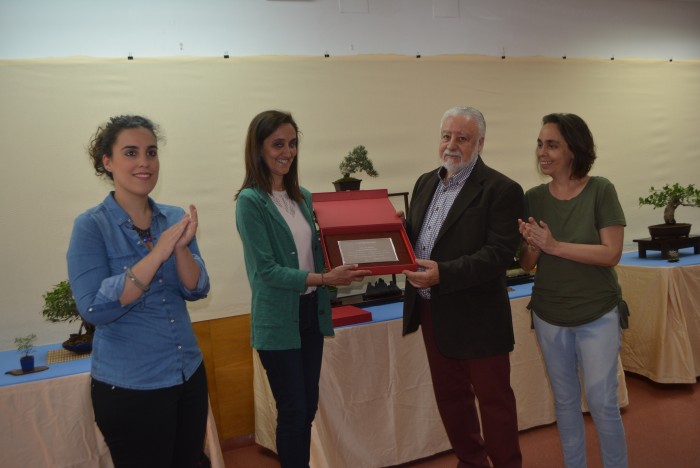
[0,345,224,468]
[254,295,628,468]
[617,259,700,383]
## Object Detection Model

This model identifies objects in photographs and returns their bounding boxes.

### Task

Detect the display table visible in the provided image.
[633,235,700,259]
[254,283,629,468]
[0,343,224,468]
[616,247,700,383]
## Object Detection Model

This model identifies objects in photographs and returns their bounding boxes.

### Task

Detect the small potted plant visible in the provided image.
[333,145,379,191]
[639,183,700,238]
[42,280,95,353]
[15,333,37,372]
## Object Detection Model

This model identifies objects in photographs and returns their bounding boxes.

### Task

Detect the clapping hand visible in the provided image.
[152,205,197,263]
[519,217,556,253]
[176,205,198,249]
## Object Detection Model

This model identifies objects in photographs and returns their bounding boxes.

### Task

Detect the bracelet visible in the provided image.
[320,273,325,286]
[125,267,150,292]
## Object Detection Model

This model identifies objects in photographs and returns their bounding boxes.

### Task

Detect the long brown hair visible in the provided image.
[235,110,302,202]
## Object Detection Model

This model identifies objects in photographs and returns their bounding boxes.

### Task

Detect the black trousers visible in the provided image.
[91,362,209,468]
[258,291,324,468]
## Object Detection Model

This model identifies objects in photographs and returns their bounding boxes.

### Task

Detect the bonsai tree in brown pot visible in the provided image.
[42,280,95,353]
[333,145,379,191]
[639,183,700,238]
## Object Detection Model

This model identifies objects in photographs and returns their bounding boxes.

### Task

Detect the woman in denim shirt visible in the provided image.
[67,115,210,468]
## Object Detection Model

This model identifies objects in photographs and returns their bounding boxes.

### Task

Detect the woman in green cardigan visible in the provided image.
[235,110,370,468]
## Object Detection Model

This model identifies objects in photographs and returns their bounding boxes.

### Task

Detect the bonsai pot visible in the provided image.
[62,333,93,354]
[333,179,362,191]
[20,355,35,372]
[648,223,691,239]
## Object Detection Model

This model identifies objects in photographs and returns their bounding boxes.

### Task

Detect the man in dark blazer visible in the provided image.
[402,107,523,468]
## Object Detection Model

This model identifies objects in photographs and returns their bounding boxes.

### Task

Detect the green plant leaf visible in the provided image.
[338,145,379,179]
[638,183,700,224]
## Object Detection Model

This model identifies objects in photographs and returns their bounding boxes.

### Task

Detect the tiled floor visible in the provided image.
[223,372,700,467]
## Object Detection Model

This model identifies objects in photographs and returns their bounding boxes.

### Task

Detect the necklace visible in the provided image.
[132,224,153,243]
[270,191,297,217]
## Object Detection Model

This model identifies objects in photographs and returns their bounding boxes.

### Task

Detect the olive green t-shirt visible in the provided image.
[524,176,626,326]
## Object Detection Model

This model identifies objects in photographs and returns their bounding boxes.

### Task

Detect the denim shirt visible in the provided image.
[67,193,210,390]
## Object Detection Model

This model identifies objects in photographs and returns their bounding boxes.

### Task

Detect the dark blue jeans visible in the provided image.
[258,292,324,468]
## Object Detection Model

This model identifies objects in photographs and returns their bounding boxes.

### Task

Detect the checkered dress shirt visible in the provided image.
[415,160,477,299]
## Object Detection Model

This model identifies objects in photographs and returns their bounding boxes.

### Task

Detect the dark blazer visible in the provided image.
[403,157,524,359]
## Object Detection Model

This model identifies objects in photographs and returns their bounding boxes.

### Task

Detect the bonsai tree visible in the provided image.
[335,145,379,183]
[15,333,37,358]
[15,333,37,371]
[42,280,95,345]
[639,183,700,224]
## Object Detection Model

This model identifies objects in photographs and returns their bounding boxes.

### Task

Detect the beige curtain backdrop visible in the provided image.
[1,55,699,348]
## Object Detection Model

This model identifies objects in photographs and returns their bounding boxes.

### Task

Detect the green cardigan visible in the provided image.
[236,186,333,350]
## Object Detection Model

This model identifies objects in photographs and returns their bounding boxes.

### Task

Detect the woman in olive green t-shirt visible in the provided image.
[518,113,628,468]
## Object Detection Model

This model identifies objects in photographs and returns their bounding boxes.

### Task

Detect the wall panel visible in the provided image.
[1,56,699,348]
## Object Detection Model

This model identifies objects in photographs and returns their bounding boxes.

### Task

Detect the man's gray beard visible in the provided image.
[442,159,469,174]
[441,151,476,175]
